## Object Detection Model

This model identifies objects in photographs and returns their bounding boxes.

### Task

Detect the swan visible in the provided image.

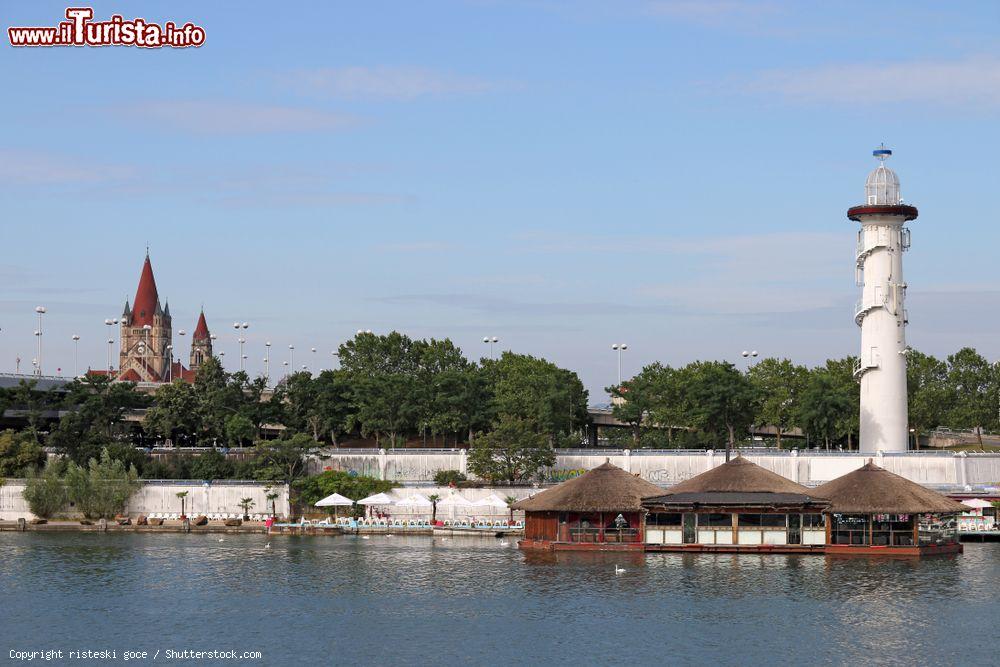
[264,543,271,549]
[614,565,625,574]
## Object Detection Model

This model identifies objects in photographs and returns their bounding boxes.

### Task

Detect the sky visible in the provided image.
[2,1,1000,401]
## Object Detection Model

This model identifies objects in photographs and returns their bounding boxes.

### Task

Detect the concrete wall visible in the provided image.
[0,480,289,521]
[311,448,1000,488]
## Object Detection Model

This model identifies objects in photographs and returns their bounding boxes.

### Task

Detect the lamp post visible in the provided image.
[483,336,499,360]
[288,344,294,371]
[166,344,173,382]
[265,341,271,386]
[234,322,249,372]
[71,335,80,377]
[356,329,373,336]
[106,339,114,377]
[611,343,628,386]
[741,350,759,372]
[104,318,119,373]
[34,306,46,376]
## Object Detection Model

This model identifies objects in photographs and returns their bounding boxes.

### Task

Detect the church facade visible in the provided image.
[115,252,212,383]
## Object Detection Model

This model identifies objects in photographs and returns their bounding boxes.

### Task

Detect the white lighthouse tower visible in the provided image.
[849,146,918,453]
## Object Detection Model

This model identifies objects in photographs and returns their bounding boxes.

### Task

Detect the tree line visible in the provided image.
[609,347,1000,452]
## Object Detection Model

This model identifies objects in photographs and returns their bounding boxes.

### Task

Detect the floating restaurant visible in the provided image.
[815,461,965,556]
[513,462,663,551]
[642,456,829,553]
[516,458,965,557]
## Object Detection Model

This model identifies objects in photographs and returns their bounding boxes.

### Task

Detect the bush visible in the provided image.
[294,470,396,509]
[23,461,67,518]
[189,449,235,480]
[0,430,47,476]
[66,448,141,519]
[433,469,467,486]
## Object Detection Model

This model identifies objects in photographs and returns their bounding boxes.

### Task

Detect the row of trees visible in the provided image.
[609,347,1000,451]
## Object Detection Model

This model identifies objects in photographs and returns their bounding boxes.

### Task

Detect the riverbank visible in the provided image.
[0,520,267,534]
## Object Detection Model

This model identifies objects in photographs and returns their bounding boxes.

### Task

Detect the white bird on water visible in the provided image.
[615,565,625,574]
[361,535,371,540]
[498,541,509,546]
[264,543,271,550]
[218,538,225,543]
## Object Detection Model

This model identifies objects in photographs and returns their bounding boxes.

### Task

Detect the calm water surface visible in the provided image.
[2,533,998,666]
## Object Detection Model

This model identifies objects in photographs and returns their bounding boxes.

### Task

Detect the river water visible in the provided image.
[2,533,997,666]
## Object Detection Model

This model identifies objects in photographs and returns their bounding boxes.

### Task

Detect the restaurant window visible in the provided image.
[803,514,825,528]
[787,514,801,545]
[682,513,696,543]
[647,513,683,527]
[699,513,732,528]
[738,514,787,528]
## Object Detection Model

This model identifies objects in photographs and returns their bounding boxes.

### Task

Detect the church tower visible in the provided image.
[190,309,213,371]
[118,252,172,382]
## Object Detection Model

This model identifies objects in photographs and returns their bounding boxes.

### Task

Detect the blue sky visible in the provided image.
[3,1,1000,399]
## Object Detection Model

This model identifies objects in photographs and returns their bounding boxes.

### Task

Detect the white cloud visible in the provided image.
[290,66,502,100]
[119,101,357,134]
[746,56,1000,108]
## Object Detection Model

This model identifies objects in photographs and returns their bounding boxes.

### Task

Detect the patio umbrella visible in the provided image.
[472,493,510,517]
[358,492,395,519]
[358,492,395,506]
[315,492,353,519]
[315,493,354,507]
[437,492,473,520]
[395,494,433,507]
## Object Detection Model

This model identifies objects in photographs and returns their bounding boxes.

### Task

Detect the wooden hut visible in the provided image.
[512,462,663,551]
[641,456,830,552]
[815,461,965,556]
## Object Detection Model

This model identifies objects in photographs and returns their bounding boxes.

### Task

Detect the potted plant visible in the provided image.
[238,497,255,521]
[176,490,189,519]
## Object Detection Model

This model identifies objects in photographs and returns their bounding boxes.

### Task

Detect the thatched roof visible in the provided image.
[644,456,827,508]
[512,462,663,513]
[814,461,967,515]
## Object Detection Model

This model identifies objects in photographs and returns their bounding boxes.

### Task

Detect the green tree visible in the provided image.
[0,429,46,476]
[224,414,255,447]
[748,358,809,448]
[433,469,467,486]
[798,372,854,449]
[945,347,994,445]
[49,375,148,462]
[189,449,234,480]
[822,357,860,449]
[22,460,68,519]
[176,490,189,517]
[65,449,140,519]
[246,433,316,483]
[143,380,200,446]
[677,361,755,460]
[907,350,950,450]
[238,497,255,519]
[428,493,440,523]
[293,470,395,508]
[467,416,555,483]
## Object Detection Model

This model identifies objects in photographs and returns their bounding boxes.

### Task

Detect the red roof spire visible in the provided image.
[131,252,160,327]
[193,309,210,341]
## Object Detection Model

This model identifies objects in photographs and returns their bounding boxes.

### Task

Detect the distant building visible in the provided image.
[110,251,211,383]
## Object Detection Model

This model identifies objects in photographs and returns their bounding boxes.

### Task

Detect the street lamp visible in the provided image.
[265,341,272,386]
[166,344,173,382]
[34,306,46,376]
[288,344,294,370]
[234,322,249,372]
[71,335,80,377]
[611,343,628,386]
[741,350,759,371]
[483,336,499,359]
[356,329,373,335]
[107,339,114,377]
[104,318,119,373]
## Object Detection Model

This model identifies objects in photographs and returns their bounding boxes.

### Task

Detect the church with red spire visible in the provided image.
[115,252,211,383]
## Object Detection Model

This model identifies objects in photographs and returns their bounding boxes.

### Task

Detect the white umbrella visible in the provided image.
[437,493,473,508]
[961,498,993,509]
[315,493,353,507]
[358,492,395,506]
[472,493,510,509]
[395,494,432,507]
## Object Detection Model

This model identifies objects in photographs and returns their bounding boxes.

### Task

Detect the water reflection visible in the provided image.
[1,534,997,666]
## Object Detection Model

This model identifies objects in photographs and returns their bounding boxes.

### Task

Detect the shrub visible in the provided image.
[189,449,234,480]
[433,469,467,486]
[0,430,46,476]
[294,470,396,509]
[66,448,141,519]
[22,461,67,519]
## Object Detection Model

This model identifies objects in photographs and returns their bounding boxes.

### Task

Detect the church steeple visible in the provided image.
[131,253,160,327]
[189,309,212,371]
